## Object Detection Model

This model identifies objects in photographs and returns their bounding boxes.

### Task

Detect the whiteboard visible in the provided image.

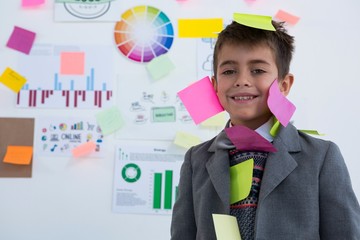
[0,0,359,239]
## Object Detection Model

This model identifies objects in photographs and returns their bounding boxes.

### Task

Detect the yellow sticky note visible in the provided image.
[230,158,253,204]
[0,67,27,93]
[60,52,85,75]
[270,118,281,137]
[174,131,201,149]
[3,146,33,165]
[178,18,223,38]
[96,106,125,136]
[212,214,242,240]
[72,141,96,158]
[233,13,275,31]
[201,112,227,127]
[146,54,175,80]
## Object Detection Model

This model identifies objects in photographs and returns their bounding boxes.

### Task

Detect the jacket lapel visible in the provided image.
[258,123,301,203]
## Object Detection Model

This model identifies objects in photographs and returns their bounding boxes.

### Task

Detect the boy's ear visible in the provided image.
[279,73,294,96]
[211,76,218,92]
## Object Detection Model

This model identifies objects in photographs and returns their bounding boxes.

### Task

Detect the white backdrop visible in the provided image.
[0,0,359,239]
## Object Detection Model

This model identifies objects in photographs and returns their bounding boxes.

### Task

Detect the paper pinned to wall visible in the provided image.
[6,26,36,54]
[60,52,85,75]
[178,18,223,38]
[96,106,125,136]
[146,54,175,80]
[3,146,33,165]
[0,67,27,93]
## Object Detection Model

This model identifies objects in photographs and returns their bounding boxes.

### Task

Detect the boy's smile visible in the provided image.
[212,42,282,129]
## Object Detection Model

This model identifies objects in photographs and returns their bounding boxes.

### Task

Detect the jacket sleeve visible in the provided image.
[319,141,360,239]
[170,148,197,240]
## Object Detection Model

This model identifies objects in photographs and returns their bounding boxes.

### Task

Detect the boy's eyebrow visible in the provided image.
[248,59,271,65]
[218,60,237,68]
[218,59,271,68]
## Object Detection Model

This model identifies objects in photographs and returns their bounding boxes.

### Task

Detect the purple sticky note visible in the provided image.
[225,125,277,152]
[6,26,36,55]
[267,80,296,127]
[177,76,224,125]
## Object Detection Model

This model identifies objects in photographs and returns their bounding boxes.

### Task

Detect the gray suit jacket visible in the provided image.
[170,123,360,240]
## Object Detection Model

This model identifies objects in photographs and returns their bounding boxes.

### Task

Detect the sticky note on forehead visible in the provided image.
[233,13,275,31]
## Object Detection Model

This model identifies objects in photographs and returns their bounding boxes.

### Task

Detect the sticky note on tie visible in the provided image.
[267,80,296,127]
[233,13,275,31]
[146,54,175,80]
[22,0,45,7]
[275,10,300,25]
[3,146,33,165]
[60,52,85,75]
[6,26,36,54]
[96,106,125,136]
[72,141,97,158]
[212,214,242,240]
[0,67,27,93]
[230,158,253,204]
[178,18,223,38]
[177,76,224,125]
[174,131,201,149]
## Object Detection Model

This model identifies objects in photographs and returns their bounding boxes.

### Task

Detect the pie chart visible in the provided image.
[114,6,174,63]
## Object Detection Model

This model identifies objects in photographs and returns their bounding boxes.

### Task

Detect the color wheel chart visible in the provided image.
[16,44,114,108]
[114,5,174,63]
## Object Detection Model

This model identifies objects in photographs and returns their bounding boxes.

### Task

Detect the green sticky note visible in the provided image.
[233,13,276,31]
[230,158,254,204]
[174,131,201,149]
[95,106,124,136]
[270,118,281,137]
[146,54,175,80]
[212,214,242,240]
[299,129,325,136]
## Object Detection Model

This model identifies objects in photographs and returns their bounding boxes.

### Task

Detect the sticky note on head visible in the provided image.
[233,13,275,31]
[177,76,224,125]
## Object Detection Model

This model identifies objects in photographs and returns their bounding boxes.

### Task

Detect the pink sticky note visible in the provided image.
[60,52,85,75]
[225,125,277,152]
[275,10,300,25]
[6,26,36,55]
[72,141,96,158]
[177,76,224,125]
[22,0,45,7]
[267,80,296,127]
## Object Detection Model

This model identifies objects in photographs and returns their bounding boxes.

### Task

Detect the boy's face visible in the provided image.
[212,42,293,129]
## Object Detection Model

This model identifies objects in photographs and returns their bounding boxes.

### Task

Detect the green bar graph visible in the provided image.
[164,170,173,209]
[153,173,162,209]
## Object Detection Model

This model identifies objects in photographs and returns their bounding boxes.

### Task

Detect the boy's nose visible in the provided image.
[234,74,251,87]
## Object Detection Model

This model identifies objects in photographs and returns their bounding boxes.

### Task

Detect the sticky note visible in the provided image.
[146,54,175,80]
[270,118,281,137]
[230,158,253,204]
[96,106,125,136]
[6,26,36,54]
[60,52,85,75]
[0,67,27,93]
[3,146,33,165]
[212,214,242,240]
[55,0,113,3]
[225,125,277,152]
[200,112,227,128]
[299,129,325,136]
[267,80,296,127]
[178,18,223,38]
[22,0,45,7]
[174,131,201,149]
[275,10,300,25]
[177,76,224,125]
[233,13,275,31]
[72,141,96,157]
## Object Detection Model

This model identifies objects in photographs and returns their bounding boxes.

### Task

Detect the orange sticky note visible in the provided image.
[275,10,300,25]
[0,67,27,93]
[60,52,85,75]
[72,141,96,158]
[3,146,33,165]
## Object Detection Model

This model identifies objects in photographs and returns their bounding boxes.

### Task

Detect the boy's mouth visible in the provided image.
[233,96,255,101]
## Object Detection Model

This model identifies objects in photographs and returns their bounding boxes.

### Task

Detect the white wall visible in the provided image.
[0,0,359,240]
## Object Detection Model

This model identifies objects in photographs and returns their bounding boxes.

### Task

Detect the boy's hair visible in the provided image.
[213,20,295,80]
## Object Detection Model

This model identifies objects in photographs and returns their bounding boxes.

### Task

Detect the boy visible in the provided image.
[170,17,360,239]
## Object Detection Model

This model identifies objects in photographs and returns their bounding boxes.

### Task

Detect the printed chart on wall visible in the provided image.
[112,144,184,215]
[35,116,105,158]
[17,44,114,108]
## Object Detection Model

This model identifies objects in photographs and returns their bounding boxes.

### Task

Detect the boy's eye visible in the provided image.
[222,70,236,75]
[251,69,265,74]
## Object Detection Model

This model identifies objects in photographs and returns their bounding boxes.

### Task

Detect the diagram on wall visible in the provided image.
[114,5,174,63]
[16,44,114,108]
[54,0,124,22]
[112,144,184,215]
[35,116,105,158]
